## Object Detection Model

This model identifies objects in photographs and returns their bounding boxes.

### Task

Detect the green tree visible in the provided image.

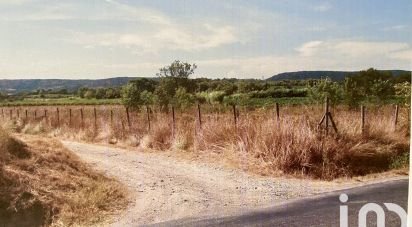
[78,87,89,98]
[84,89,96,99]
[95,88,106,99]
[140,90,155,106]
[394,82,411,106]
[173,88,195,110]
[121,78,157,108]
[308,78,343,105]
[104,88,116,99]
[369,79,395,102]
[154,60,197,109]
[344,68,395,106]
[0,92,7,101]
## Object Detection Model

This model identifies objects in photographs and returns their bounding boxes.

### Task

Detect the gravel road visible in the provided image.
[61,141,405,226]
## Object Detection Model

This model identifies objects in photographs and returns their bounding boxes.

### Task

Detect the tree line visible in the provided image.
[0,61,410,108]
[122,61,411,109]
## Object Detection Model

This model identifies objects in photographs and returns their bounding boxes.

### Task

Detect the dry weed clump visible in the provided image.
[0,129,127,226]
[1,104,409,179]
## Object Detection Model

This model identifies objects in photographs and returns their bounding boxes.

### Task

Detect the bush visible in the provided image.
[173,88,195,110]
[250,88,307,99]
[223,93,250,106]
[308,78,343,105]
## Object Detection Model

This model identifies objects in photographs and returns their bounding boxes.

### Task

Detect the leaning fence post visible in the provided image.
[126,107,131,128]
[146,106,151,132]
[361,105,365,134]
[325,97,329,136]
[393,105,399,131]
[197,103,202,129]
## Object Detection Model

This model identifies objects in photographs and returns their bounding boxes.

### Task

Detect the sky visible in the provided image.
[0,0,411,79]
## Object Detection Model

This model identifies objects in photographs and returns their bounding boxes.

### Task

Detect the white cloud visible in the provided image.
[296,41,324,56]
[382,25,408,31]
[297,40,410,58]
[312,2,332,12]
[389,49,412,61]
[333,41,409,57]
[0,0,172,23]
[71,23,238,53]
[196,40,412,78]
[0,2,75,21]
[101,0,171,25]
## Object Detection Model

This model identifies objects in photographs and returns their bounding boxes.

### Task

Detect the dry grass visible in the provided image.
[1,104,410,180]
[0,129,127,227]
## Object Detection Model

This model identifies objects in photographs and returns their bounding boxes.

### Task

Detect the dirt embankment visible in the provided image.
[0,132,128,227]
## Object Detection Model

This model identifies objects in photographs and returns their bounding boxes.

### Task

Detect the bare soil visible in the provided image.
[62,141,408,226]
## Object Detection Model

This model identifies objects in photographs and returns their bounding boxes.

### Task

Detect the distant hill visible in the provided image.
[267,70,411,81]
[0,77,140,93]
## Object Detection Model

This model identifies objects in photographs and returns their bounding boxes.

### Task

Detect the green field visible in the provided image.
[0,97,122,106]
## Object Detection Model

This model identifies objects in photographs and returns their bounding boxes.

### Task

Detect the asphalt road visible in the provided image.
[150,179,408,227]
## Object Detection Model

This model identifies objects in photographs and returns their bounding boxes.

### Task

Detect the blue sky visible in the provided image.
[0,0,411,79]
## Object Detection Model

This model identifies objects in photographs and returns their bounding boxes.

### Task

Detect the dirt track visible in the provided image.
[61,141,405,226]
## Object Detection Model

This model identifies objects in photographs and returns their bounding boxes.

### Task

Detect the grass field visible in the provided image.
[1,103,409,180]
[0,97,122,106]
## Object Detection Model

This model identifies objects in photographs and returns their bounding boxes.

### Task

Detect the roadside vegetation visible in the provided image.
[2,103,409,180]
[0,129,127,226]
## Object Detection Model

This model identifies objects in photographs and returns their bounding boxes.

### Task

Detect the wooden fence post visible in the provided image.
[93,107,97,130]
[16,109,19,119]
[275,102,280,123]
[25,109,28,120]
[171,106,176,137]
[197,103,202,129]
[80,108,84,128]
[361,105,365,135]
[325,97,329,136]
[56,108,60,127]
[34,110,37,119]
[232,105,237,127]
[110,109,114,127]
[146,106,151,132]
[126,107,131,128]
[1,109,3,120]
[317,96,338,136]
[69,108,72,127]
[393,105,399,131]
[9,109,12,120]
[44,109,47,122]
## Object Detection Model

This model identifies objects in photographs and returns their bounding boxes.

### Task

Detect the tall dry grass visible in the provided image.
[1,104,409,179]
[0,128,127,226]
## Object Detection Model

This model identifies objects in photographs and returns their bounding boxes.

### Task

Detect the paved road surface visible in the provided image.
[151,179,408,227]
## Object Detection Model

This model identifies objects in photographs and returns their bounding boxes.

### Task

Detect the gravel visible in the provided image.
[61,141,378,226]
